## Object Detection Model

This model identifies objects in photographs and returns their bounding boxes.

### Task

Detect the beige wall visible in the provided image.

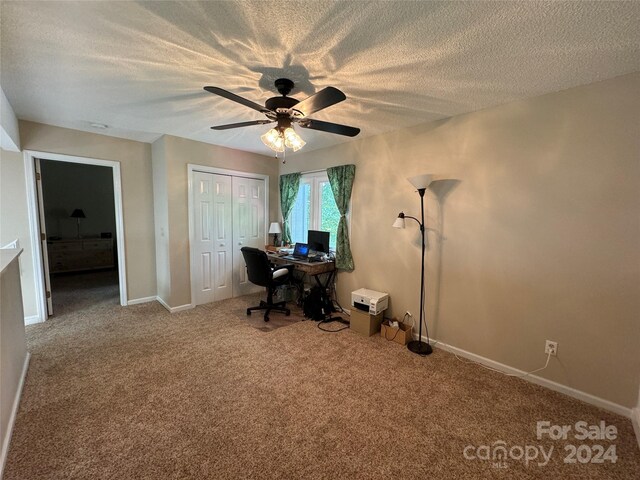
[152,135,278,307]
[0,149,37,318]
[18,121,157,302]
[151,137,171,303]
[1,86,20,151]
[0,250,28,467]
[281,73,640,408]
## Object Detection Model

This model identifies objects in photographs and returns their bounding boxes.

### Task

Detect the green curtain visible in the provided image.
[279,172,301,245]
[327,164,355,270]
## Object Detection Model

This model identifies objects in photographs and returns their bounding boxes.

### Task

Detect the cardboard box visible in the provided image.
[380,320,412,345]
[350,308,384,336]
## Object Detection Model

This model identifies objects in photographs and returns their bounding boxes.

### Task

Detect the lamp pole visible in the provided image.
[407,187,432,355]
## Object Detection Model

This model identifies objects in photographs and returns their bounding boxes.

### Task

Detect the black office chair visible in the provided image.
[240,247,294,322]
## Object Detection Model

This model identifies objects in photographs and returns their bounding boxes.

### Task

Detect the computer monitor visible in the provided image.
[307,230,330,253]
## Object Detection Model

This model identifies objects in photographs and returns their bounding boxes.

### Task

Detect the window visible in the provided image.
[289,172,345,251]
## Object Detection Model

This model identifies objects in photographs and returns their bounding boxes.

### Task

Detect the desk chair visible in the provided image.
[240,247,294,322]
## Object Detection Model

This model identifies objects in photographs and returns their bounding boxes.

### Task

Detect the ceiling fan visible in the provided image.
[204,78,360,153]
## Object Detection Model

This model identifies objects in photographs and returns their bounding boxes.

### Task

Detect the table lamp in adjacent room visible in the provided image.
[269,222,282,246]
[70,209,86,239]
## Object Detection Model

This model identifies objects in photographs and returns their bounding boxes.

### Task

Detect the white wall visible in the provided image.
[40,160,116,239]
[0,149,37,319]
[281,72,640,409]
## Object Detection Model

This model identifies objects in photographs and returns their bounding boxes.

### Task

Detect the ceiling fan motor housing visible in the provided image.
[265,95,299,112]
[274,78,294,96]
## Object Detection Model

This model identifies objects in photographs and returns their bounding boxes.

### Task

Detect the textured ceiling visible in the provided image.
[1,1,639,156]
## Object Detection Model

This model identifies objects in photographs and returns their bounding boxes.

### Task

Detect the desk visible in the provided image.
[267,253,335,276]
[266,252,339,318]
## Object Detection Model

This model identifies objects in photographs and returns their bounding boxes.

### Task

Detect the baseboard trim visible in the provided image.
[0,352,31,477]
[24,315,42,325]
[156,297,194,313]
[631,408,640,451]
[417,333,632,418]
[127,296,156,306]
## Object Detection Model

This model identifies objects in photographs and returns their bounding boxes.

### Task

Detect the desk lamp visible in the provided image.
[268,222,282,246]
[393,174,433,356]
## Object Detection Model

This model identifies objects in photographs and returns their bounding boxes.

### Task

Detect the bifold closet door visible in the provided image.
[192,172,233,305]
[232,176,266,297]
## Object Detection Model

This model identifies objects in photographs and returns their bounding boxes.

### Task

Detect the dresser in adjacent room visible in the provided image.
[48,238,115,273]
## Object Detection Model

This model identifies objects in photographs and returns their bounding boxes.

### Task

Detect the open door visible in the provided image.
[34,158,53,316]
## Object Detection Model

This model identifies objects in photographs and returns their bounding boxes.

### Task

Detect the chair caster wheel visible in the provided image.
[285,311,290,316]
[264,316,270,322]
[246,309,251,316]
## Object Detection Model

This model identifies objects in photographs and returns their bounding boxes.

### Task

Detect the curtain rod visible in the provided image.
[300,168,326,175]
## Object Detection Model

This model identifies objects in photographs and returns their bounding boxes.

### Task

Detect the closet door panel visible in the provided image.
[233,176,266,297]
[193,173,232,305]
[212,175,233,301]
[192,172,266,303]
[192,172,216,305]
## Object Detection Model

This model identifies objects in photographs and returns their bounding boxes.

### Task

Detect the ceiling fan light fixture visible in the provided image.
[206,79,360,154]
[261,128,285,152]
[273,135,285,152]
[283,127,306,152]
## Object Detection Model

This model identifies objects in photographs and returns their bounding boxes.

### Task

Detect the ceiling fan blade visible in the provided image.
[210,120,274,130]
[298,119,360,137]
[204,86,270,114]
[290,87,346,117]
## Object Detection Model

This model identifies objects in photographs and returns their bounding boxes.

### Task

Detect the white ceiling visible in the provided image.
[1,1,639,156]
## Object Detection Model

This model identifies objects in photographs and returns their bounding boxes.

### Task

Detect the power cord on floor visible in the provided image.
[452,350,553,378]
[315,278,350,332]
[317,317,350,332]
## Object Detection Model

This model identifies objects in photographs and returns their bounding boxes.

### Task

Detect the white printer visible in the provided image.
[351,288,389,315]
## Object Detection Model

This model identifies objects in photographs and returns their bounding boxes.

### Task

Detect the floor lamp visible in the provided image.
[393,174,433,356]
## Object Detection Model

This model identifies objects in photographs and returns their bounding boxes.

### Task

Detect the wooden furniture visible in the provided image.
[265,245,289,253]
[48,238,114,273]
[266,252,335,276]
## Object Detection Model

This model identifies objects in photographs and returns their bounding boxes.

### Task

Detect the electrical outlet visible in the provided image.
[545,340,558,356]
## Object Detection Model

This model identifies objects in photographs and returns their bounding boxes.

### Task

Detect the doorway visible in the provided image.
[188,165,268,306]
[23,150,128,322]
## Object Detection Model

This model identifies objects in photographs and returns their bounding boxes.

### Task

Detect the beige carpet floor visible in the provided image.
[4,279,639,479]
[50,269,120,317]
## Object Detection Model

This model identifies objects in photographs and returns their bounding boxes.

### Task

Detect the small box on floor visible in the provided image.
[349,309,384,336]
[380,320,412,345]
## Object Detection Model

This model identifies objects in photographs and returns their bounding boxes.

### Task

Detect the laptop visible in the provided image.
[283,243,309,261]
